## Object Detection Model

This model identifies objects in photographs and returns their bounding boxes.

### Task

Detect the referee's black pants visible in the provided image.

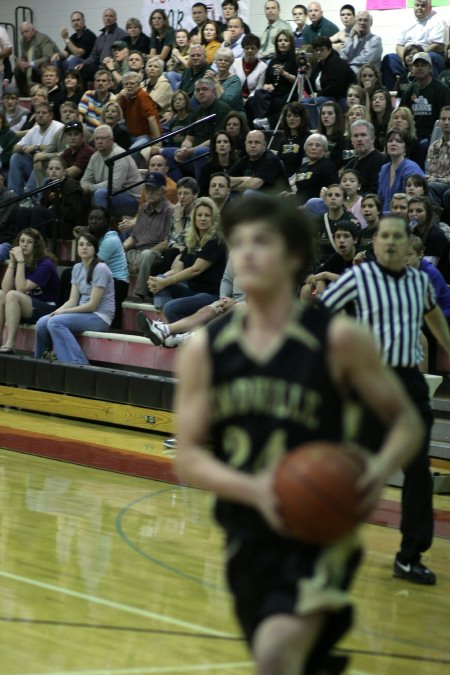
[357,366,434,563]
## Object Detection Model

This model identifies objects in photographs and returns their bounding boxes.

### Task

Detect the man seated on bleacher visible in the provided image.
[80,124,141,217]
[136,154,178,207]
[122,171,174,302]
[162,78,231,181]
[78,69,116,132]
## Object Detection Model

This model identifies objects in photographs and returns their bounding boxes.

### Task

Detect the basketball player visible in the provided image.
[322,214,450,586]
[175,196,423,675]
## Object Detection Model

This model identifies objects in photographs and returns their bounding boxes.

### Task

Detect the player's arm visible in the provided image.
[175,330,281,529]
[328,315,424,507]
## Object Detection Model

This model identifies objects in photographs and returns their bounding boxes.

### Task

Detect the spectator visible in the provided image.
[408,196,449,272]
[141,57,172,116]
[295,133,339,203]
[382,0,447,90]
[317,100,346,169]
[357,62,383,110]
[149,9,175,63]
[209,172,232,212]
[406,173,429,198]
[50,11,96,72]
[59,120,96,180]
[165,91,195,147]
[304,36,355,127]
[345,120,387,194]
[219,0,251,36]
[8,103,63,196]
[277,101,311,179]
[259,1,293,60]
[378,128,424,213]
[250,30,298,130]
[0,228,59,354]
[140,154,178,205]
[224,111,249,157]
[390,192,410,217]
[0,25,13,85]
[304,221,359,297]
[15,157,84,239]
[401,52,450,143]
[389,106,427,169]
[166,29,190,82]
[222,17,246,59]
[179,44,209,98]
[208,48,244,112]
[77,8,127,84]
[87,207,129,329]
[80,124,141,216]
[344,104,369,151]
[340,11,382,74]
[189,3,209,40]
[35,232,115,365]
[14,22,58,96]
[341,167,366,227]
[124,17,150,55]
[198,131,236,195]
[127,50,146,79]
[40,64,65,120]
[229,129,289,194]
[291,5,307,50]
[233,34,267,103]
[0,110,17,179]
[15,85,48,139]
[396,43,423,97]
[0,174,18,263]
[56,69,83,114]
[123,171,174,301]
[162,78,231,181]
[330,4,356,49]
[103,40,130,91]
[346,83,365,108]
[101,100,131,150]
[148,197,227,322]
[118,71,162,147]
[201,22,222,64]
[370,88,393,152]
[78,69,116,131]
[426,106,450,222]
[315,183,360,262]
[1,86,28,134]
[303,3,339,47]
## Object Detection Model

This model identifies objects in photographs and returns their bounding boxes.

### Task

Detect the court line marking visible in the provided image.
[0,569,235,639]
[21,662,254,675]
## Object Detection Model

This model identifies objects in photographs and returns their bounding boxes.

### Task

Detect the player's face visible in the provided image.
[229,221,300,293]
[373,219,409,271]
[334,230,356,259]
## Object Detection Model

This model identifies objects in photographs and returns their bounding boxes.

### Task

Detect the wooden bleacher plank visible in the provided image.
[0,384,175,433]
[11,325,177,372]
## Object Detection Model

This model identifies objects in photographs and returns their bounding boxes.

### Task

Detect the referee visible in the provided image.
[322,214,450,585]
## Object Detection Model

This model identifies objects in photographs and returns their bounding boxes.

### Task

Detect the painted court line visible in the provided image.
[21,663,254,675]
[0,570,235,639]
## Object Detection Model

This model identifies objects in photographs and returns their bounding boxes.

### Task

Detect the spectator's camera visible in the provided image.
[296,51,311,73]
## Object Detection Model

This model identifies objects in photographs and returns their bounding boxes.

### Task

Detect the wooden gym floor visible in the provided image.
[0,408,450,674]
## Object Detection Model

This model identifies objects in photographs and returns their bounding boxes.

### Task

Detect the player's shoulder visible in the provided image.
[328,314,376,359]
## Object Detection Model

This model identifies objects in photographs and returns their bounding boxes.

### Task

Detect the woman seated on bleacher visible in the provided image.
[34,233,115,365]
[148,197,227,323]
[0,228,59,354]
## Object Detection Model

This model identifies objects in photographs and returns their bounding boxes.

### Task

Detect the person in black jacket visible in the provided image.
[304,36,355,127]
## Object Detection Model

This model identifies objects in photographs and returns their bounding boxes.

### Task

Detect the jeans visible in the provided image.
[34,312,110,365]
[7,153,34,195]
[153,280,218,322]
[0,243,12,262]
[133,249,162,297]
[161,146,210,181]
[93,189,139,217]
[165,71,181,90]
[381,52,445,90]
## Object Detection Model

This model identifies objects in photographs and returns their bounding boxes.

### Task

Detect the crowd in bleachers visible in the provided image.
[1,0,450,367]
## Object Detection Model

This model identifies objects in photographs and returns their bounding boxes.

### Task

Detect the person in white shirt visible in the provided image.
[381,0,447,89]
[0,26,13,85]
[8,102,63,195]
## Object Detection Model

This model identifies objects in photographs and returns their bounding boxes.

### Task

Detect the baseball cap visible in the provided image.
[412,52,432,67]
[64,120,84,133]
[3,85,19,97]
[112,40,127,50]
[143,172,166,188]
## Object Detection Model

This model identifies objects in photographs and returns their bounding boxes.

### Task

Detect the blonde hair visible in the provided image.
[100,101,124,123]
[345,104,369,136]
[388,106,417,140]
[185,197,221,252]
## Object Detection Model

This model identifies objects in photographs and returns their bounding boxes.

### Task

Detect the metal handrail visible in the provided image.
[104,113,216,221]
[0,179,63,209]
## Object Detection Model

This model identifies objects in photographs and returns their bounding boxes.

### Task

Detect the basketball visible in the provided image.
[274,442,370,545]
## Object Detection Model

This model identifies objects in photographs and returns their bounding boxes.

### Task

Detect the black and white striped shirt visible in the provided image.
[321,261,436,367]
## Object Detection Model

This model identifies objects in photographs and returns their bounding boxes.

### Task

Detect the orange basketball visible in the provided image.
[274,442,369,545]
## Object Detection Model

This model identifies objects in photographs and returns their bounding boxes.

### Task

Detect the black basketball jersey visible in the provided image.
[205,301,357,541]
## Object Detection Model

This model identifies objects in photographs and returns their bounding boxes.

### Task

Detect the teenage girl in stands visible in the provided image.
[0,228,59,354]
[34,233,115,365]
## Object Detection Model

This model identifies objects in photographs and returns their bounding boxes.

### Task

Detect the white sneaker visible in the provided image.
[136,311,169,346]
[164,332,192,348]
[253,117,270,130]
